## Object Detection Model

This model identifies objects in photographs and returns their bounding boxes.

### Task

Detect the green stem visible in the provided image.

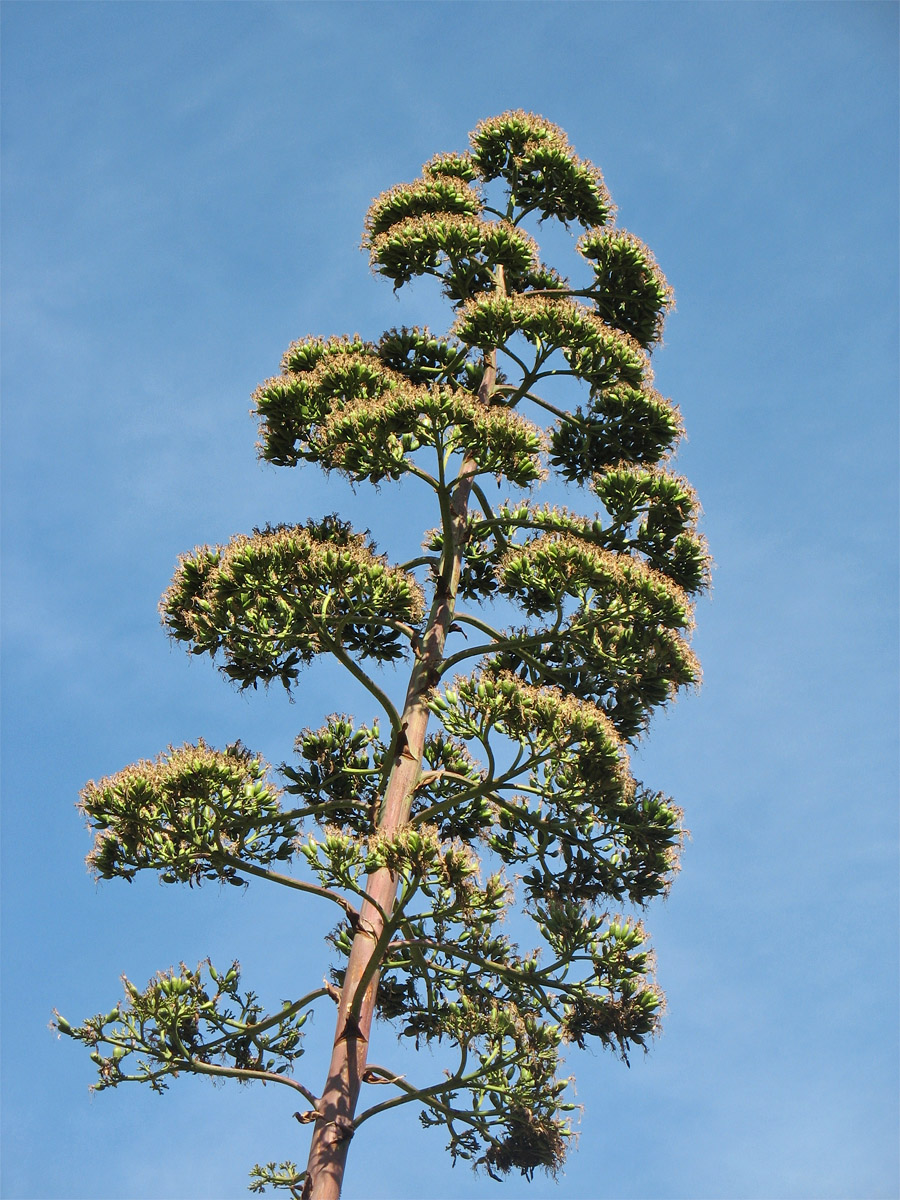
[198,988,331,1057]
[438,611,565,677]
[216,853,359,917]
[409,757,545,826]
[182,1058,314,1094]
[518,389,572,422]
[319,635,402,731]
[469,481,511,555]
[404,462,442,490]
[354,1060,489,1129]
[347,877,420,1021]
[398,555,439,573]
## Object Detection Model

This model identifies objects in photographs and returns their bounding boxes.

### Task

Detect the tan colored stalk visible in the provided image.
[303,353,498,1200]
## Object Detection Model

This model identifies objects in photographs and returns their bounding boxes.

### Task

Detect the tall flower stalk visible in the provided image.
[57,112,709,1200]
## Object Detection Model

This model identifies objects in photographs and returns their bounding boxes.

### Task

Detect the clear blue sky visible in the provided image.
[2,3,897,1198]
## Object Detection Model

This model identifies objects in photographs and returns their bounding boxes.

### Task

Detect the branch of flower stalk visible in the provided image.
[478,192,544,226]
[531,367,586,384]
[523,286,593,300]
[444,464,497,494]
[469,481,512,556]
[403,938,437,1014]
[403,462,442,491]
[494,348,552,408]
[489,789,587,828]
[465,640,572,692]
[345,878,422,1022]
[434,439,458,559]
[438,610,566,677]
[354,1072,472,1130]
[446,608,564,648]
[197,988,332,1058]
[143,1020,313,1100]
[95,1059,183,1090]
[354,1044,511,1130]
[355,1047,526,1137]
[177,1056,317,1095]
[241,798,372,829]
[382,936,578,1007]
[494,342,533,380]
[409,750,555,826]
[511,201,545,225]
[354,1076,506,1132]
[397,554,439,574]
[319,612,424,656]
[315,632,402,731]
[518,389,572,423]
[215,852,361,921]
[414,767,489,793]
[505,737,529,779]
[408,790,491,832]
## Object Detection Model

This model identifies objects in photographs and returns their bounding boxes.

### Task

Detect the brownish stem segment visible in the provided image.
[303,361,496,1200]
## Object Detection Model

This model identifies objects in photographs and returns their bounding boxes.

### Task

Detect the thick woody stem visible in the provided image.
[303,356,498,1200]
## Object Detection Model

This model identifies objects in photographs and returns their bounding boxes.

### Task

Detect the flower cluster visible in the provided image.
[431,672,682,902]
[470,110,613,228]
[549,381,683,481]
[577,229,672,348]
[54,962,312,1094]
[453,293,650,389]
[80,741,294,884]
[369,213,539,298]
[161,517,424,690]
[315,385,545,487]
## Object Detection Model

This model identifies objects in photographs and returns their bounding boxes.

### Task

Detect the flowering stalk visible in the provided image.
[57,113,708,1199]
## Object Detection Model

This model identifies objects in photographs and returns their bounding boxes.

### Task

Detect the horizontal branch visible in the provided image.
[182,1058,313,1095]
[217,853,360,920]
[384,935,577,1005]
[317,635,402,731]
[197,987,332,1058]
[438,611,565,678]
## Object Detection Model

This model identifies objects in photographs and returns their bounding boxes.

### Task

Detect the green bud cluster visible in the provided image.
[577,229,672,349]
[432,672,682,903]
[548,382,684,481]
[55,962,310,1094]
[79,741,295,884]
[370,214,539,299]
[281,716,385,833]
[376,326,487,391]
[498,532,692,626]
[592,464,710,592]
[419,1003,572,1180]
[453,293,649,388]
[428,485,706,603]
[315,384,545,487]
[363,177,482,241]
[248,1163,306,1199]
[161,518,424,690]
[470,110,613,227]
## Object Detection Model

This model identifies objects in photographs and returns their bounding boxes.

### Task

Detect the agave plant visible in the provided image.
[57,111,708,1200]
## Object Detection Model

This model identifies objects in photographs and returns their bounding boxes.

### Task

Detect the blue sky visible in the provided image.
[2,3,897,1198]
